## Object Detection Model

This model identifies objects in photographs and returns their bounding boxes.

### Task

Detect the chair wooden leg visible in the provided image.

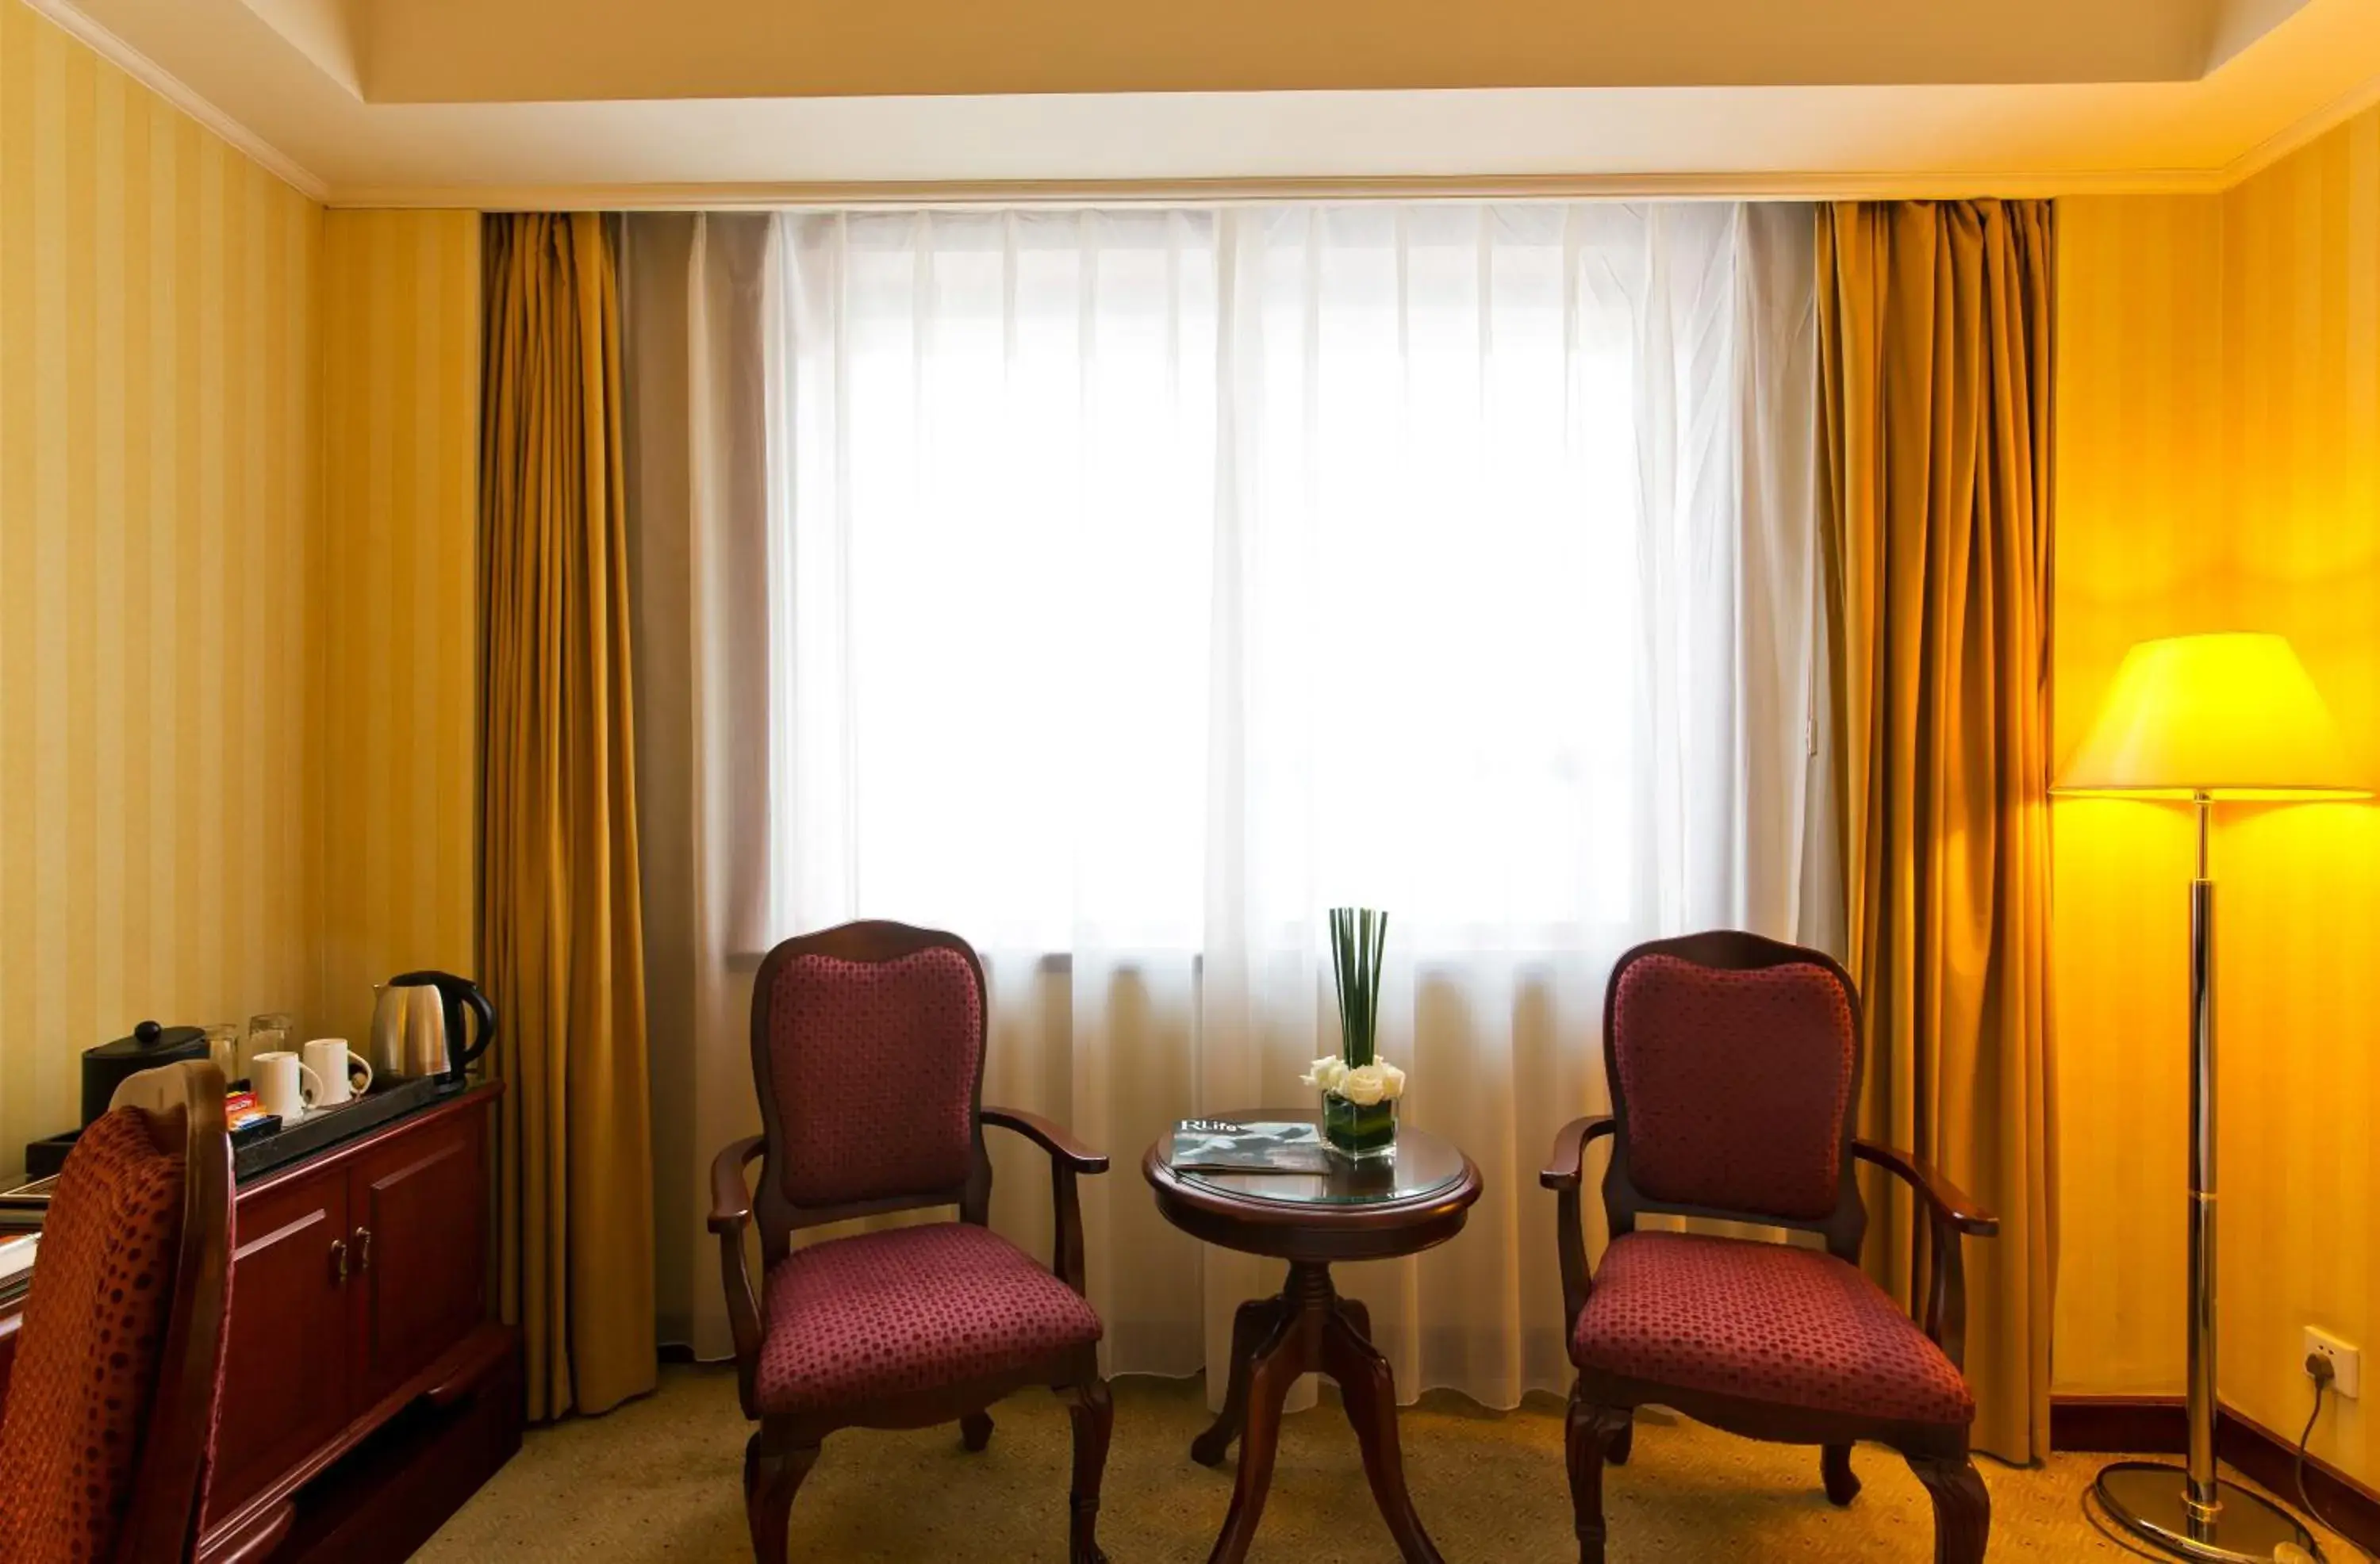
[1821,1443,1860,1507]
[1606,1415,1633,1467]
[1564,1387,1632,1564]
[1906,1450,1989,1564]
[1056,1378,1114,1564]
[960,1409,994,1451]
[743,1431,818,1564]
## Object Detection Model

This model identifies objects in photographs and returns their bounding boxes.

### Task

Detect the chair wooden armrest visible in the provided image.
[1853,1140,1998,1236]
[981,1106,1111,1174]
[1540,1114,1615,1192]
[709,1134,765,1234]
[708,1135,767,1415]
[1543,1115,1617,1336]
[982,1106,1107,1297]
[1852,1139,1998,1370]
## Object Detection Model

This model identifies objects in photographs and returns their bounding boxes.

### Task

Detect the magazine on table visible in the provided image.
[1169,1118,1330,1175]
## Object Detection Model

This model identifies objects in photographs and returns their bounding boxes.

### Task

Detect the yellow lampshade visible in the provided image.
[2056,632,2369,799]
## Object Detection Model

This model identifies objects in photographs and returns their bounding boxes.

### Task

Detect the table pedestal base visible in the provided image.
[1189,1261,1443,1564]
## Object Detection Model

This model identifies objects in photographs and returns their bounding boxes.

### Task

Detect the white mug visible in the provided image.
[252,1050,323,1122]
[302,1037,373,1106]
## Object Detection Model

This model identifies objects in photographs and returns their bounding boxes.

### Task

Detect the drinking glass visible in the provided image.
[202,1024,242,1086]
[245,1013,294,1082]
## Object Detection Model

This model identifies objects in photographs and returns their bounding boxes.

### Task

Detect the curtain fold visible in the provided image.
[481,212,658,1420]
[1817,199,2058,1464]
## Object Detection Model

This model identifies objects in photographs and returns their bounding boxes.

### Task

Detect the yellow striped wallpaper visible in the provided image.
[312,209,482,1048]
[0,0,321,1171]
[2056,108,2380,1485]
[2052,190,2221,1404]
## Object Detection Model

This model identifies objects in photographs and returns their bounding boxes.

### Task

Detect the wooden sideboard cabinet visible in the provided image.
[0,1085,521,1562]
[199,1081,520,1563]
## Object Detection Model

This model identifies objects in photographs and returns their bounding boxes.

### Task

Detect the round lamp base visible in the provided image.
[2094,1462,2325,1563]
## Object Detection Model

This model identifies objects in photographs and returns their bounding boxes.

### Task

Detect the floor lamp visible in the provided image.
[2057,632,2369,1563]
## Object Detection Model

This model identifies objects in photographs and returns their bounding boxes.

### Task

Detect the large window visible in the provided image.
[766,204,1821,959]
[630,200,1825,1396]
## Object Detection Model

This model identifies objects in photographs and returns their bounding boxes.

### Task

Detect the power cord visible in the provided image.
[2298,1353,2370,1564]
[2076,1360,2366,1564]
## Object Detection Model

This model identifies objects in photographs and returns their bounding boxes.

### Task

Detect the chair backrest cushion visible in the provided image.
[0,1108,186,1564]
[1610,952,1856,1222]
[766,945,985,1207]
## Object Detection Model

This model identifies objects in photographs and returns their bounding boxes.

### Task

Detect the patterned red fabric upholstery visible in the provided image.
[767,946,984,1207]
[1572,1231,1972,1426]
[1611,953,1855,1221]
[754,1223,1101,1416]
[0,1110,188,1564]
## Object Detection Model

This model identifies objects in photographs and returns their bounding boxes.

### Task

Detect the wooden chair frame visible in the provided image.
[76,1058,236,1564]
[1540,930,2001,1564]
[708,921,1113,1564]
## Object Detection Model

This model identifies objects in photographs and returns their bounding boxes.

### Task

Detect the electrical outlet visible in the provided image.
[2305,1327,2360,1399]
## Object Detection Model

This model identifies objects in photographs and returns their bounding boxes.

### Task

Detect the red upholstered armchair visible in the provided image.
[1541,932,1999,1564]
[0,1060,234,1564]
[709,921,1113,1564]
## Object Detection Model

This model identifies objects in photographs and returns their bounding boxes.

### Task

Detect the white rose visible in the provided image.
[1376,1060,1407,1101]
[1340,1063,1388,1106]
[1301,1056,1347,1092]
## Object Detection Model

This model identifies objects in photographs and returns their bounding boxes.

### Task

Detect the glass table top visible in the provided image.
[1165,1115,1467,1207]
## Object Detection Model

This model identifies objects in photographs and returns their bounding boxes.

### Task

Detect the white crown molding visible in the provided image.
[20,0,331,201]
[333,164,2237,212]
[2217,63,2380,186]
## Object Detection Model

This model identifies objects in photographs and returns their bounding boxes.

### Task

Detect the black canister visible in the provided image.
[82,1020,209,1125]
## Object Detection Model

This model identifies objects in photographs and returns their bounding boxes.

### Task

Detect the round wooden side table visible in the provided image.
[1143,1110,1484,1564]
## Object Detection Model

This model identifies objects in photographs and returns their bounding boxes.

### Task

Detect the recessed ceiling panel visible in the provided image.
[237,0,361,95]
[357,0,2231,104]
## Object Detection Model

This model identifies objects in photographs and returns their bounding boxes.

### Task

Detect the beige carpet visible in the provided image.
[420,1364,2342,1561]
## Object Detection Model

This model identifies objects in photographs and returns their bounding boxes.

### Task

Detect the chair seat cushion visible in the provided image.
[1572,1231,1974,1427]
[756,1223,1102,1416]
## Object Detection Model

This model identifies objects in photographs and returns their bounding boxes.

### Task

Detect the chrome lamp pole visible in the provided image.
[2090,792,2320,1562]
[2058,634,2367,1564]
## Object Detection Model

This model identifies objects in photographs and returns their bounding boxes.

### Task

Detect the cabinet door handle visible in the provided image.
[353,1226,373,1274]
[330,1237,349,1284]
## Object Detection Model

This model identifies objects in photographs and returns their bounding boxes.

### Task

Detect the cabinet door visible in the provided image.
[349,1106,489,1406]
[208,1167,352,1525]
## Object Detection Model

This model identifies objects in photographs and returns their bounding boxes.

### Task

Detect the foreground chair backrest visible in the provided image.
[1541,930,1999,1564]
[710,919,1114,1563]
[0,1059,234,1564]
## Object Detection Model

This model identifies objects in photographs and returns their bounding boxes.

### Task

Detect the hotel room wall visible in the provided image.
[0,0,320,1175]
[312,209,481,1047]
[2055,107,2380,1485]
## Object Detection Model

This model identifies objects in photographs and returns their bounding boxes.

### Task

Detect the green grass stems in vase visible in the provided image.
[1302,907,1405,1160]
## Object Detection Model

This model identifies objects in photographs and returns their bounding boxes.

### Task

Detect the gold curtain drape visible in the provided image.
[1817,200,2057,1465]
[480,212,657,1420]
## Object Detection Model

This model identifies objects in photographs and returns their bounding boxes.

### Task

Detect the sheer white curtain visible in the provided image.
[737,201,1828,1408]
[623,213,777,1355]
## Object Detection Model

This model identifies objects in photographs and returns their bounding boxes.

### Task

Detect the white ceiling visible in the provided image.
[32,0,2380,205]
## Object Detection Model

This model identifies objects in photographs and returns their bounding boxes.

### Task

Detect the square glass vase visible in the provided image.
[1320,1089,1399,1161]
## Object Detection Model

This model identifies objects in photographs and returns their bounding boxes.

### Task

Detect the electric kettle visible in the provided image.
[369,971,497,1084]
